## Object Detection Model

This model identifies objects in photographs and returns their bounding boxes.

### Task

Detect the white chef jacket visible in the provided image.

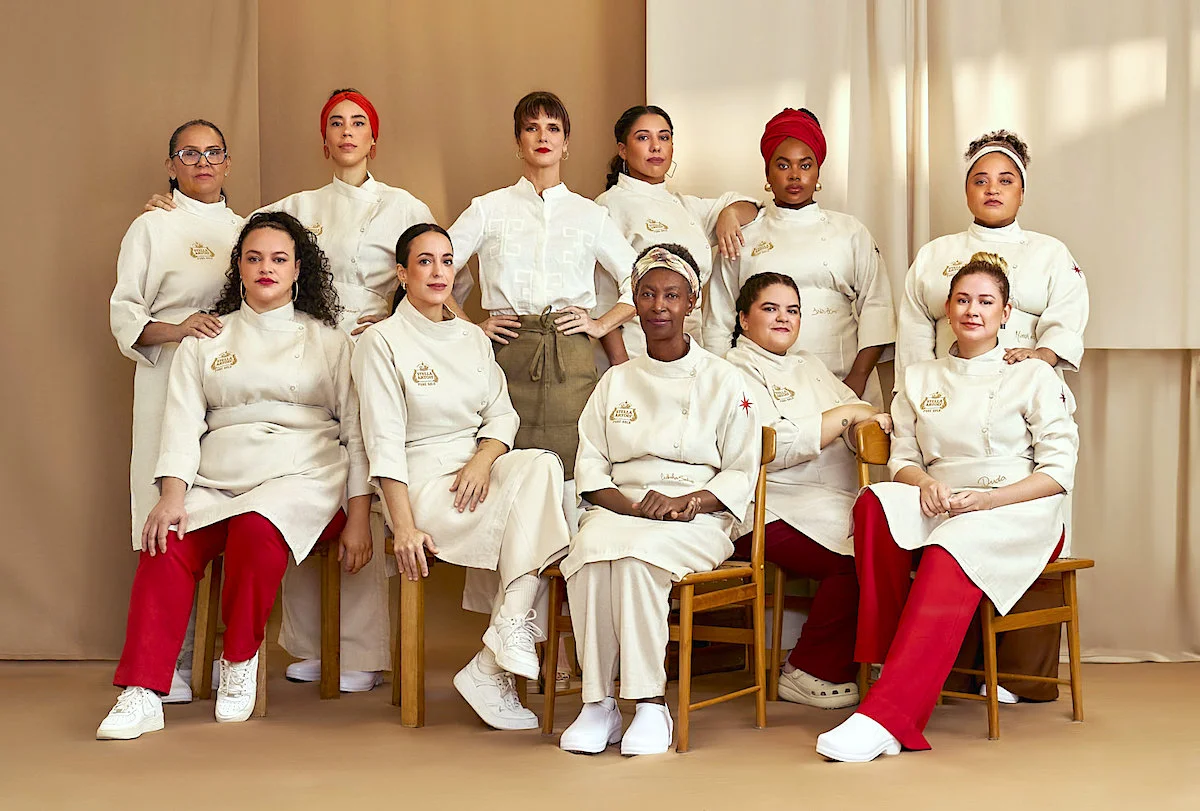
[896,220,1089,387]
[448,177,636,315]
[866,345,1079,614]
[155,301,371,562]
[560,340,762,581]
[351,296,568,573]
[593,173,755,355]
[726,338,868,555]
[258,174,434,336]
[110,189,244,548]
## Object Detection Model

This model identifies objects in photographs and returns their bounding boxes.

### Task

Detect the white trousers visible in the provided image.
[567,558,673,703]
[279,508,391,672]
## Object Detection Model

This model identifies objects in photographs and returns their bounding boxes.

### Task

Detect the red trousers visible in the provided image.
[734,520,858,684]
[113,511,346,695]
[852,491,1062,750]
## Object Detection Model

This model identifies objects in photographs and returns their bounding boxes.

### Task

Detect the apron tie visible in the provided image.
[526,307,567,383]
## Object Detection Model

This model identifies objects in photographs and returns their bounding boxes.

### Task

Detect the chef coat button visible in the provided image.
[360,226,366,233]
[989,392,996,399]
[682,407,689,415]
[294,353,300,359]
[476,366,483,373]
[981,427,989,433]
[823,261,829,266]
[673,442,680,448]
[461,330,468,336]
[290,385,296,391]
[821,236,827,241]
[689,369,696,377]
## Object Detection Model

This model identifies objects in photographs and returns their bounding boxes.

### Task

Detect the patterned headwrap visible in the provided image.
[631,246,701,296]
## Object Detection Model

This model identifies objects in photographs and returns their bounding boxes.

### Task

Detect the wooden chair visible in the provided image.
[190,538,342,716]
[851,421,1095,740]
[540,426,776,753]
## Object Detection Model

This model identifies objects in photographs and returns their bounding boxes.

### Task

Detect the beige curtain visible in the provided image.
[648,0,1200,659]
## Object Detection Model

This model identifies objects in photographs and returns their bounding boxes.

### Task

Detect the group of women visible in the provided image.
[100,88,1087,763]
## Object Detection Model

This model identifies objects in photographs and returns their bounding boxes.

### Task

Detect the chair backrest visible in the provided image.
[855,421,891,488]
[747,426,777,572]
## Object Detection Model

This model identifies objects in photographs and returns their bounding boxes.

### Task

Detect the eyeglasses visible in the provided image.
[171,148,228,166]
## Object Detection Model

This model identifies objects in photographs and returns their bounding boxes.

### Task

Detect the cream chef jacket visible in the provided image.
[593,173,756,356]
[865,345,1079,614]
[154,302,371,562]
[560,340,762,581]
[726,339,868,555]
[351,296,568,573]
[707,201,896,406]
[895,220,1089,387]
[448,177,636,315]
[110,189,244,549]
[258,174,434,335]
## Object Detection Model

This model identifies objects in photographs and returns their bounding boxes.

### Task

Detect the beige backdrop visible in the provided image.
[0,0,645,658]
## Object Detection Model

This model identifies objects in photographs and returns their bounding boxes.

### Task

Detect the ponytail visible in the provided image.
[605,104,674,190]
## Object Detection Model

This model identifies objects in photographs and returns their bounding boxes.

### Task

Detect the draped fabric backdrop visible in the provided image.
[648,0,1199,660]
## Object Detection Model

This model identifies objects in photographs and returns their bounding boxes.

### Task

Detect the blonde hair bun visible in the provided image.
[968,251,1009,273]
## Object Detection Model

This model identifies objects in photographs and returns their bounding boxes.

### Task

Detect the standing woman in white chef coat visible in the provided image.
[815,255,1078,761]
[352,223,570,730]
[725,272,891,709]
[111,119,243,702]
[896,131,1089,704]
[706,108,895,407]
[97,212,372,740]
[593,104,759,360]
[448,91,637,530]
[558,245,761,757]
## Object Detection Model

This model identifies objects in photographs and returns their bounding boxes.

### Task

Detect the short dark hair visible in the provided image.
[392,223,452,312]
[731,272,801,348]
[513,91,570,138]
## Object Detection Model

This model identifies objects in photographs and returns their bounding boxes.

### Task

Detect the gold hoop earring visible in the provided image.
[815,181,822,192]
[764,182,772,192]
[323,145,330,160]
[516,150,523,160]
[240,282,246,300]
[292,281,299,300]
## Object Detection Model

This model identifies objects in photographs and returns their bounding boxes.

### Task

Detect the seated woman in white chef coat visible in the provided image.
[558,244,761,757]
[351,223,570,731]
[706,107,895,407]
[815,253,1078,762]
[97,212,372,741]
[724,272,891,709]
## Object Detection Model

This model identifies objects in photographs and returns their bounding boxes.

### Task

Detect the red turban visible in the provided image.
[319,91,380,141]
[760,108,826,168]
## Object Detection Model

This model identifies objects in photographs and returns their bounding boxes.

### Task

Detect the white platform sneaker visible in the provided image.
[96,687,164,741]
[559,698,624,754]
[816,712,901,762]
[284,659,384,693]
[214,653,259,723]
[482,609,544,680]
[453,652,538,730]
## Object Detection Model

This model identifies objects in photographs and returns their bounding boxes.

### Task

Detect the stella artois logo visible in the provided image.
[189,242,215,259]
[771,384,795,402]
[751,240,774,257]
[210,351,237,371]
[920,391,948,412]
[411,363,439,387]
[609,401,638,424]
[308,222,323,237]
[644,218,668,233]
[941,260,964,277]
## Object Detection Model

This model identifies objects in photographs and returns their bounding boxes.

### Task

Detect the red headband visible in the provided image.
[760,108,826,168]
[320,91,380,141]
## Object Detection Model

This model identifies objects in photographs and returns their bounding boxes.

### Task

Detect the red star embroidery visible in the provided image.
[1073,265,1083,277]
[1060,391,1067,405]
[739,394,753,414]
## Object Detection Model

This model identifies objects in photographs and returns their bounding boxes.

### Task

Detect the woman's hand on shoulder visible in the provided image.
[480,314,521,345]
[393,525,438,581]
[177,312,223,340]
[351,313,386,336]
[555,306,604,338]
[715,208,747,259]
[450,453,494,513]
[141,494,188,556]
[144,193,176,213]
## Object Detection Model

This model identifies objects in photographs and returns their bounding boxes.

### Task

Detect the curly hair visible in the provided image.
[213,211,342,328]
[964,129,1030,170]
[949,251,1011,305]
[731,272,801,348]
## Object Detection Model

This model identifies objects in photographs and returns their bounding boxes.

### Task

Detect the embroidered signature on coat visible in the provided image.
[308,222,323,237]
[977,474,1008,487]
[609,401,638,424]
[919,391,947,412]
[210,351,237,371]
[645,218,668,233]
[189,242,215,259]
[941,260,964,277]
[411,363,439,386]
[1014,329,1034,342]
[751,240,774,257]
[771,384,795,402]
[811,307,837,315]
[662,473,695,485]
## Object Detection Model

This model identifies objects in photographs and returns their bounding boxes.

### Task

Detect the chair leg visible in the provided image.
[768,565,785,701]
[253,638,268,717]
[676,585,695,753]
[1063,571,1084,722]
[541,576,563,735]
[753,574,767,730]
[857,661,871,700]
[192,557,222,700]
[980,599,1000,740]
[390,583,403,708]
[399,575,425,728]
[319,546,341,700]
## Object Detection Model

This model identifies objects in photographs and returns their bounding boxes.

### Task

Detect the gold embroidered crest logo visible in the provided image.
[751,240,775,257]
[210,351,237,371]
[920,391,948,412]
[308,222,323,237]
[941,260,964,277]
[644,218,668,233]
[189,242,215,259]
[609,401,638,424]
[771,384,795,402]
[411,363,439,387]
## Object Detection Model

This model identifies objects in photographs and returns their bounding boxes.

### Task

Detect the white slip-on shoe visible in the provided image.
[620,703,673,756]
[214,653,259,724]
[285,659,320,682]
[482,609,544,680]
[177,661,221,691]
[339,671,385,693]
[453,652,538,730]
[979,683,1020,704]
[559,698,623,754]
[162,669,192,704]
[96,687,164,741]
[816,712,901,762]
[778,668,859,709]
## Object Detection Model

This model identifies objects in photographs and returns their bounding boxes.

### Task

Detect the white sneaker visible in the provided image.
[214,653,259,724]
[482,609,544,680]
[453,652,538,730]
[285,659,385,693]
[285,658,321,682]
[816,712,901,762]
[163,669,192,704]
[560,698,623,754]
[96,687,164,741]
[778,668,859,709]
[621,703,673,756]
[979,683,1020,704]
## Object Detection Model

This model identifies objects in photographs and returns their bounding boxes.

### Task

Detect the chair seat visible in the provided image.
[1043,557,1095,574]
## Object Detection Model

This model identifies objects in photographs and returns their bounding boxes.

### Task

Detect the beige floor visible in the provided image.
[3,565,1199,810]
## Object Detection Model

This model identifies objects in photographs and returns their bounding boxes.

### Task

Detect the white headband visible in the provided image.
[967,144,1027,187]
[632,247,701,296]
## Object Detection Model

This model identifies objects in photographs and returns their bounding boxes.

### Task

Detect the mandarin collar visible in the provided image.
[331,172,381,202]
[765,199,823,225]
[945,343,1007,375]
[516,175,568,201]
[733,336,802,372]
[394,295,461,337]
[967,219,1025,244]
[640,336,705,378]
[172,188,236,223]
[238,300,301,331]
[616,172,675,201]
